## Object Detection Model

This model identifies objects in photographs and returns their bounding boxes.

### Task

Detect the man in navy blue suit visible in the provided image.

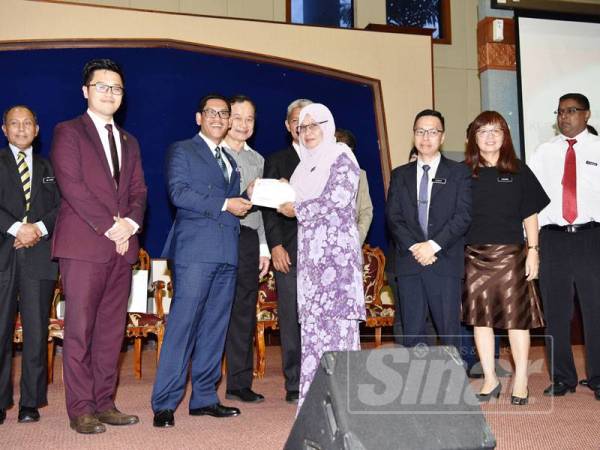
[385,109,471,351]
[151,94,252,428]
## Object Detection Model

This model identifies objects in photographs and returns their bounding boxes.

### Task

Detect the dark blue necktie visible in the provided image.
[418,164,430,238]
[214,146,229,182]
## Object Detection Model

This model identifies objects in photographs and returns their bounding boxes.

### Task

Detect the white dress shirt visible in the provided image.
[86,109,139,235]
[529,129,600,227]
[198,132,233,212]
[87,109,121,176]
[413,154,442,253]
[7,144,48,238]
[292,141,300,157]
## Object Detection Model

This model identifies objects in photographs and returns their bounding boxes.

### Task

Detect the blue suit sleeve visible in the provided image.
[385,169,419,251]
[166,143,228,217]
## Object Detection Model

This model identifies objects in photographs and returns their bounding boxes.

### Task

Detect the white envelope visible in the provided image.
[251,178,296,209]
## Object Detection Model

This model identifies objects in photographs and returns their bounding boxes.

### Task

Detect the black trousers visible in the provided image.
[225,227,260,390]
[274,265,301,393]
[540,227,600,389]
[396,269,462,350]
[0,250,54,409]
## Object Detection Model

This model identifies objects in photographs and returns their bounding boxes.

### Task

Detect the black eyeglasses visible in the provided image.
[202,109,231,119]
[88,82,124,96]
[414,128,443,138]
[296,120,328,134]
[554,107,588,117]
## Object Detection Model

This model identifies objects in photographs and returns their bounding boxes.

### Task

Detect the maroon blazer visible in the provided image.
[50,113,147,264]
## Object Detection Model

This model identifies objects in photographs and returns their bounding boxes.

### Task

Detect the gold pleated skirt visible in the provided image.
[462,244,545,330]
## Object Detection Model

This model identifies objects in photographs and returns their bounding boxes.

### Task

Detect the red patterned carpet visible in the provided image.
[3,342,599,450]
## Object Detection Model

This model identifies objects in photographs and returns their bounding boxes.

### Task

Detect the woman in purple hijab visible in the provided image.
[278,103,365,410]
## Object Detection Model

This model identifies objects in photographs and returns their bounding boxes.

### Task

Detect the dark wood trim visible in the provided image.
[364,23,434,37]
[373,83,392,193]
[0,37,392,189]
[285,0,291,22]
[438,0,452,45]
[431,33,435,109]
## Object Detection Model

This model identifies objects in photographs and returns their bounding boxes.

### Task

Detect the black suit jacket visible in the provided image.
[262,145,300,265]
[385,156,471,278]
[0,147,60,279]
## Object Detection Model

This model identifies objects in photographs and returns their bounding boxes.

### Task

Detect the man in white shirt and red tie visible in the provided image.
[529,93,600,401]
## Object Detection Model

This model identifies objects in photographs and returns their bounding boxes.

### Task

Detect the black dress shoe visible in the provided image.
[595,389,600,401]
[476,382,502,402]
[285,391,299,403]
[0,408,5,424]
[225,388,265,403]
[189,403,240,418]
[543,382,576,397]
[18,407,40,423]
[511,390,529,406]
[153,409,175,428]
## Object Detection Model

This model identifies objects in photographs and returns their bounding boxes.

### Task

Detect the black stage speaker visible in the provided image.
[285,346,496,450]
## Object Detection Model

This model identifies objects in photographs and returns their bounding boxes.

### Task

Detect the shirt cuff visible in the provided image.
[124,218,140,234]
[7,221,22,237]
[222,199,228,212]
[428,240,441,253]
[104,222,116,238]
[259,244,271,258]
[35,221,48,237]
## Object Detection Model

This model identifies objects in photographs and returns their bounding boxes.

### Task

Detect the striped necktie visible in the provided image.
[214,146,229,182]
[17,151,31,222]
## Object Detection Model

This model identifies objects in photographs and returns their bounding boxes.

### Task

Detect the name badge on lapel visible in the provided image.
[586,160,598,166]
[497,175,513,183]
[432,178,446,184]
[43,176,56,183]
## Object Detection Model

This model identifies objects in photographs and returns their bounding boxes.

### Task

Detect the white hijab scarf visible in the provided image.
[290,103,358,202]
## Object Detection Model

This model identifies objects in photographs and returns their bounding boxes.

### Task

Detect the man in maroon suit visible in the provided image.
[50,59,147,434]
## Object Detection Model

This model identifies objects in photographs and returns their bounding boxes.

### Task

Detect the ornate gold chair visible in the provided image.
[125,249,168,379]
[254,268,278,378]
[47,278,65,383]
[363,244,394,347]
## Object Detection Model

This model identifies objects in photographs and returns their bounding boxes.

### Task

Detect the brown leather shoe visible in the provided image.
[70,414,106,434]
[96,407,139,426]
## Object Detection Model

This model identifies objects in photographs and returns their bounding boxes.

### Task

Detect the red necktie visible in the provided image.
[562,138,577,223]
[105,124,120,186]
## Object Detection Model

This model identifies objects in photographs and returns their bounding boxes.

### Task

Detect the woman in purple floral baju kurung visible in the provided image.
[278,104,365,411]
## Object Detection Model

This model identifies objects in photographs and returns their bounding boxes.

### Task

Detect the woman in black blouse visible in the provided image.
[463,111,549,405]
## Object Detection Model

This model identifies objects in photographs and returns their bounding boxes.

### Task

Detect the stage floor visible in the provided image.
[3,342,599,449]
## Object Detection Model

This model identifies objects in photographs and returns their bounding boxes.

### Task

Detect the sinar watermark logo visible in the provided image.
[343,342,550,415]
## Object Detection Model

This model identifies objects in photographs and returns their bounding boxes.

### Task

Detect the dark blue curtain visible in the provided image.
[0,46,385,256]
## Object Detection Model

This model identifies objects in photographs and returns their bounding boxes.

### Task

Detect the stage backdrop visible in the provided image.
[0,44,384,256]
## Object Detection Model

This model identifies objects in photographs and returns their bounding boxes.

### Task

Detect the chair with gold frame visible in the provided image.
[254,268,278,378]
[125,249,169,379]
[363,244,393,347]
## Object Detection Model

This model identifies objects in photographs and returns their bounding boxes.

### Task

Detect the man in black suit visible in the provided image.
[0,105,60,424]
[386,109,471,351]
[262,98,312,403]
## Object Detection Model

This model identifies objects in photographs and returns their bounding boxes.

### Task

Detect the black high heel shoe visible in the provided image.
[511,390,529,406]
[476,382,502,402]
